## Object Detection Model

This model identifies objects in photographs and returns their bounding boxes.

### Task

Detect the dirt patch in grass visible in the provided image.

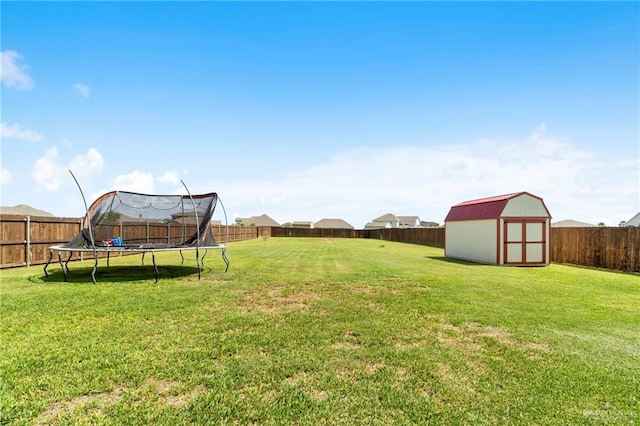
[335,364,354,381]
[236,287,323,313]
[365,362,385,375]
[350,285,377,295]
[363,301,380,311]
[37,387,124,425]
[433,321,550,354]
[332,331,364,349]
[37,378,206,424]
[331,341,361,349]
[162,385,206,408]
[236,287,324,313]
[436,363,478,400]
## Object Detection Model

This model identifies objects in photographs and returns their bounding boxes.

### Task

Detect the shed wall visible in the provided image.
[502,194,549,217]
[445,219,497,264]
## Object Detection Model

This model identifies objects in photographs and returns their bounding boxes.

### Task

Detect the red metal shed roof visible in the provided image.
[444,192,529,222]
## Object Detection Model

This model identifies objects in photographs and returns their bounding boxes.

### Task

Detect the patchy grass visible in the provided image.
[1,238,639,424]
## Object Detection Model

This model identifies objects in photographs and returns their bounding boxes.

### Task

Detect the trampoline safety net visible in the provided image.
[63,191,219,250]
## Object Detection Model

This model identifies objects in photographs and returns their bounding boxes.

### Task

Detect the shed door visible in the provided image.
[504,220,546,264]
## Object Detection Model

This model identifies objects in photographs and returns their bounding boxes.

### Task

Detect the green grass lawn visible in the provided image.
[1,238,638,425]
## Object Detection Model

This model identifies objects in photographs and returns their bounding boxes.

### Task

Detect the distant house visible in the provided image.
[625,212,640,227]
[551,219,597,228]
[365,213,422,229]
[420,221,440,228]
[235,214,281,227]
[365,213,399,229]
[292,221,314,229]
[314,218,354,230]
[397,216,421,228]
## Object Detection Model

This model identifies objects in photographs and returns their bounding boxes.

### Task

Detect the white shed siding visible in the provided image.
[502,193,549,217]
[445,192,551,266]
[446,219,497,264]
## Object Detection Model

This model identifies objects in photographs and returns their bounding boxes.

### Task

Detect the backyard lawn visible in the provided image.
[1,238,638,425]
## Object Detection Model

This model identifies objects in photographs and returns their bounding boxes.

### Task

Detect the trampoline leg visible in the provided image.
[56,252,68,282]
[179,250,184,265]
[91,254,98,284]
[107,251,110,268]
[64,252,73,276]
[222,247,229,272]
[44,249,53,278]
[152,252,159,283]
[195,248,201,280]
[201,249,208,269]
[141,252,146,266]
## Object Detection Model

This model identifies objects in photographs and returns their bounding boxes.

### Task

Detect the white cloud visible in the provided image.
[213,134,639,227]
[1,122,44,142]
[69,148,104,178]
[0,50,34,90]
[32,147,65,192]
[111,171,155,193]
[1,168,13,185]
[530,122,547,142]
[158,170,181,185]
[32,147,104,193]
[72,83,91,98]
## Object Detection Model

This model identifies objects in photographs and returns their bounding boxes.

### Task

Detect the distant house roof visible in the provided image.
[364,221,390,230]
[237,214,281,227]
[626,212,640,227]
[551,219,597,228]
[397,215,421,228]
[373,213,399,222]
[420,221,440,228]
[314,218,354,229]
[292,221,314,229]
[444,192,551,222]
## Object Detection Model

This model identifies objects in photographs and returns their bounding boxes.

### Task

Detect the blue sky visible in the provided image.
[2,2,638,227]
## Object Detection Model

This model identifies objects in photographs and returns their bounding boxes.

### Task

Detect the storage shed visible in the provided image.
[444,192,551,266]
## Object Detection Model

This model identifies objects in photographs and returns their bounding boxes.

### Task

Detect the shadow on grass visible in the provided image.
[39,264,203,284]
[426,255,485,266]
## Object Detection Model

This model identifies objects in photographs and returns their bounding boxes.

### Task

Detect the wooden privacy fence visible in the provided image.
[364,228,446,248]
[0,215,258,268]
[551,226,640,273]
[2,215,638,273]
[267,227,447,247]
[267,226,638,273]
[268,227,367,239]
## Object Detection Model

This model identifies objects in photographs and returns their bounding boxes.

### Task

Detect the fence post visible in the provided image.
[25,216,30,267]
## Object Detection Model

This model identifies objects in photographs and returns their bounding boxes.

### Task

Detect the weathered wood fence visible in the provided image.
[267,227,447,248]
[2,215,638,273]
[550,226,639,273]
[267,226,639,273]
[0,215,258,268]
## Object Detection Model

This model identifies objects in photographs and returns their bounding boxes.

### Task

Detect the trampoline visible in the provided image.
[44,172,229,283]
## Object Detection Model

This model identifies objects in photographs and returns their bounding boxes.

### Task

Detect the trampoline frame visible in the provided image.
[44,244,229,283]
